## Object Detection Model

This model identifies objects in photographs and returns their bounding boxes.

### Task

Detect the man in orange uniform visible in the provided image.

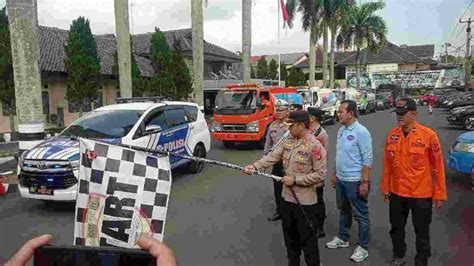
[382,98,447,266]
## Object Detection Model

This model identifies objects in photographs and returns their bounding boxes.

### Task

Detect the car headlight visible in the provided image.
[70,160,80,170]
[453,142,474,153]
[210,121,222,132]
[246,121,259,132]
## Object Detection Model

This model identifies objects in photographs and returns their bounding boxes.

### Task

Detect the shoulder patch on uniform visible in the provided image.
[313,146,322,161]
[431,142,441,153]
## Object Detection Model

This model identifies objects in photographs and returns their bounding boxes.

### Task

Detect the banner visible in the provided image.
[74,139,172,248]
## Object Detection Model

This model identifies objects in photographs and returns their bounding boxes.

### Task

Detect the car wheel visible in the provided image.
[463,116,474,131]
[189,144,206,174]
[223,141,235,149]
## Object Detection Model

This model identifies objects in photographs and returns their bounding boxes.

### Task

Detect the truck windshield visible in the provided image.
[61,109,143,139]
[215,90,257,115]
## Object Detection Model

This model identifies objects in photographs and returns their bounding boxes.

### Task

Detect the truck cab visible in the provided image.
[210,84,301,148]
[297,87,340,124]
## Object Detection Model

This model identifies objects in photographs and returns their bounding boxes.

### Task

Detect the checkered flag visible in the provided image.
[74,138,172,249]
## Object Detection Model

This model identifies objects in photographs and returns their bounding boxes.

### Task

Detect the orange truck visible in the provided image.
[210,83,302,148]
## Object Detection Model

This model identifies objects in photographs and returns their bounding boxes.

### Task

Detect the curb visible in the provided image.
[0,152,16,158]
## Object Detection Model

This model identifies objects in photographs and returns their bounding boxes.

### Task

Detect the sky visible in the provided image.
[0,0,472,57]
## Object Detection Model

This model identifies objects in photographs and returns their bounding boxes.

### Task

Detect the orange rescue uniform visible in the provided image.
[381,122,447,200]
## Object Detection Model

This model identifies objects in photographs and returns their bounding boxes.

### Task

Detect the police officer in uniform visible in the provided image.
[307,107,329,238]
[244,110,327,266]
[263,99,290,221]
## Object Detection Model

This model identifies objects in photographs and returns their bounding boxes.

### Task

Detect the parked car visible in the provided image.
[446,105,474,130]
[440,91,469,108]
[17,98,211,201]
[375,94,390,110]
[445,92,474,109]
[448,132,474,188]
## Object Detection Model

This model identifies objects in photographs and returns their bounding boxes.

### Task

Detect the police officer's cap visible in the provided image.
[307,107,325,122]
[285,110,310,126]
[290,103,303,111]
[275,99,289,109]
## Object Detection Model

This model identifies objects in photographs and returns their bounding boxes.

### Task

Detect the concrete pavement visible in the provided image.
[0,106,472,265]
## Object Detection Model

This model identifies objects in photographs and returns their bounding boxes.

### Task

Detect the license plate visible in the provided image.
[29,186,54,195]
[227,134,237,139]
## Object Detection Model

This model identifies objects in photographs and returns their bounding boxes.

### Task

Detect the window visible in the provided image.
[183,105,198,122]
[145,110,168,131]
[42,91,50,114]
[1,99,16,116]
[165,108,188,127]
[312,92,319,104]
[61,109,143,139]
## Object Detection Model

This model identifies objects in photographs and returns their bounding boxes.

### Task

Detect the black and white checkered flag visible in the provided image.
[74,138,172,248]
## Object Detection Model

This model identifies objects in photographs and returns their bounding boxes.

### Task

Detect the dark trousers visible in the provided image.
[281,200,320,266]
[316,186,326,232]
[272,163,284,214]
[389,193,432,266]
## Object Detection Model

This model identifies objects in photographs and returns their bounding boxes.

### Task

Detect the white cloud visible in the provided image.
[34,0,310,55]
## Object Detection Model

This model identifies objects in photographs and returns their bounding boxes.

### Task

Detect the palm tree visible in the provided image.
[325,0,355,89]
[337,1,387,90]
[286,0,324,87]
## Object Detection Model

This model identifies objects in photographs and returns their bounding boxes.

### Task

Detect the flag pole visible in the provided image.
[278,0,281,87]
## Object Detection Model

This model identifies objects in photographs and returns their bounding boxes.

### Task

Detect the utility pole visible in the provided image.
[242,0,252,83]
[191,0,204,106]
[6,0,44,155]
[114,0,132,98]
[460,17,472,91]
[442,42,451,64]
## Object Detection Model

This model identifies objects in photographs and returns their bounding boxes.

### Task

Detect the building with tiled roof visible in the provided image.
[0,25,241,133]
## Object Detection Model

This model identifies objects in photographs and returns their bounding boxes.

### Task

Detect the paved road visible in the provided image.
[0,107,473,266]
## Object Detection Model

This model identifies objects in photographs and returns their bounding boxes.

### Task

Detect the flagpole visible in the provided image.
[278,0,281,87]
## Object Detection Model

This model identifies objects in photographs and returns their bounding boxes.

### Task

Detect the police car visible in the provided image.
[17,97,211,201]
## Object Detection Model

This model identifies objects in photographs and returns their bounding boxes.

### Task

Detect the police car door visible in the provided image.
[159,106,190,166]
[126,107,168,154]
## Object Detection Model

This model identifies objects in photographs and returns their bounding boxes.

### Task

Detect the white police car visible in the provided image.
[17,98,211,201]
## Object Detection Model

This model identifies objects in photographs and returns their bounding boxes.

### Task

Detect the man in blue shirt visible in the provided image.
[325,100,373,263]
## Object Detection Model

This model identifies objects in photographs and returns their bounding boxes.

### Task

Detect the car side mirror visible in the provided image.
[144,124,162,136]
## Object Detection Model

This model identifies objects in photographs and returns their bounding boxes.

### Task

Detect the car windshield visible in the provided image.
[214,90,257,115]
[300,91,312,105]
[61,109,144,139]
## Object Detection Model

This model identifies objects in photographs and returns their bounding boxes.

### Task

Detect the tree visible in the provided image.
[268,59,278,80]
[280,63,288,82]
[286,0,325,87]
[250,65,256,79]
[337,1,387,90]
[0,7,15,133]
[64,16,100,115]
[287,67,306,86]
[326,0,355,89]
[257,56,268,79]
[150,27,175,98]
[171,39,193,100]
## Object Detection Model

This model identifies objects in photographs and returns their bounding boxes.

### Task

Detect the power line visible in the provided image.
[460,0,474,20]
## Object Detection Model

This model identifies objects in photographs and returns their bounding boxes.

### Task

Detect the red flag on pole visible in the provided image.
[280,0,289,25]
